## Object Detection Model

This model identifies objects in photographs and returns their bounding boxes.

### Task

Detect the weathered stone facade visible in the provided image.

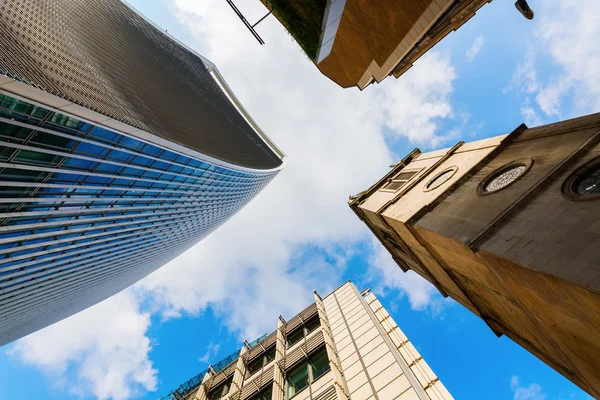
[350,113,600,398]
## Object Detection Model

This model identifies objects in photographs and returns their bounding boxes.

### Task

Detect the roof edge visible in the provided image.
[121,0,288,168]
[0,78,285,174]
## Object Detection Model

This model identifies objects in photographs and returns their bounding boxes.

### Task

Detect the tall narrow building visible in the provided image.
[254,0,492,89]
[0,0,285,346]
[160,281,452,400]
[349,113,600,398]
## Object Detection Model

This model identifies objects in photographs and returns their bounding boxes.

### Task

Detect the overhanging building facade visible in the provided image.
[350,114,600,397]
[256,0,492,89]
[0,0,285,346]
[160,282,452,400]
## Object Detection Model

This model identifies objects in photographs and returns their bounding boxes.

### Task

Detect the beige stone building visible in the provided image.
[349,113,600,398]
[161,281,452,400]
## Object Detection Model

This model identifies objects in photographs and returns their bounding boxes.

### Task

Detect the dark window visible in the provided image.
[286,327,305,348]
[562,157,600,201]
[286,361,309,398]
[309,348,330,381]
[207,377,232,400]
[265,346,276,363]
[247,345,277,377]
[573,164,600,196]
[247,356,265,375]
[383,170,419,191]
[249,385,273,400]
[286,316,321,348]
[286,347,330,398]
[304,316,320,335]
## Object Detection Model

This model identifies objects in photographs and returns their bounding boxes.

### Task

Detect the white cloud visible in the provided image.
[506,0,600,121]
[8,0,462,397]
[505,54,541,95]
[138,0,461,337]
[198,342,221,364]
[536,0,600,113]
[465,36,485,62]
[511,376,546,400]
[9,291,157,400]
[366,239,451,315]
[520,97,543,126]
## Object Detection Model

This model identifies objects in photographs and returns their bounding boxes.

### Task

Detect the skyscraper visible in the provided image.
[254,0,491,89]
[0,0,285,346]
[349,113,600,397]
[160,281,452,400]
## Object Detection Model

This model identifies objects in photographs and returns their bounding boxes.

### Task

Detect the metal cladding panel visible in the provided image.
[283,330,325,371]
[240,364,275,400]
[245,331,277,362]
[0,93,279,346]
[313,385,337,400]
[283,303,318,334]
[0,0,281,170]
[205,361,238,390]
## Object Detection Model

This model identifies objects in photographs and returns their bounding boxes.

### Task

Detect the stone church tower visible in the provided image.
[350,113,600,398]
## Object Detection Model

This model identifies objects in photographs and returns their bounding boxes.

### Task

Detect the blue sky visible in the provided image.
[0,0,598,399]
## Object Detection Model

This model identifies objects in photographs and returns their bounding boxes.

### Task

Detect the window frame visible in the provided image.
[286,315,321,349]
[561,156,600,201]
[249,384,273,400]
[380,168,422,193]
[477,159,533,196]
[285,347,331,399]
[423,166,459,192]
[207,376,233,400]
[246,345,276,377]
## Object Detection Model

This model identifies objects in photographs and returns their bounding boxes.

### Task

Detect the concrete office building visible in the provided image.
[160,281,452,400]
[0,0,285,346]
[256,0,492,89]
[349,114,600,397]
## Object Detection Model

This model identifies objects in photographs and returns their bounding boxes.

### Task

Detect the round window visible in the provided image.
[477,159,533,195]
[424,167,457,191]
[485,164,527,192]
[562,156,600,201]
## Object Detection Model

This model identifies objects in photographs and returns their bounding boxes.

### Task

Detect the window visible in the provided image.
[477,159,533,195]
[286,347,330,399]
[247,346,276,376]
[286,328,305,348]
[424,167,458,191]
[309,347,330,381]
[249,385,273,400]
[382,170,419,192]
[207,377,232,400]
[286,315,320,348]
[562,156,600,201]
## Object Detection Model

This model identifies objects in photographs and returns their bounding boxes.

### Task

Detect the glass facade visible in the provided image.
[0,94,280,345]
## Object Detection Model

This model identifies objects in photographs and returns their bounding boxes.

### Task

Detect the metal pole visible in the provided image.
[252,10,272,28]
[225,0,267,45]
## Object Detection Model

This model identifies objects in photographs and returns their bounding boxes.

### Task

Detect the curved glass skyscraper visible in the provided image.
[0,0,285,346]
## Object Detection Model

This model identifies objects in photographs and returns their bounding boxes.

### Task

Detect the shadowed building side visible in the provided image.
[350,113,600,398]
